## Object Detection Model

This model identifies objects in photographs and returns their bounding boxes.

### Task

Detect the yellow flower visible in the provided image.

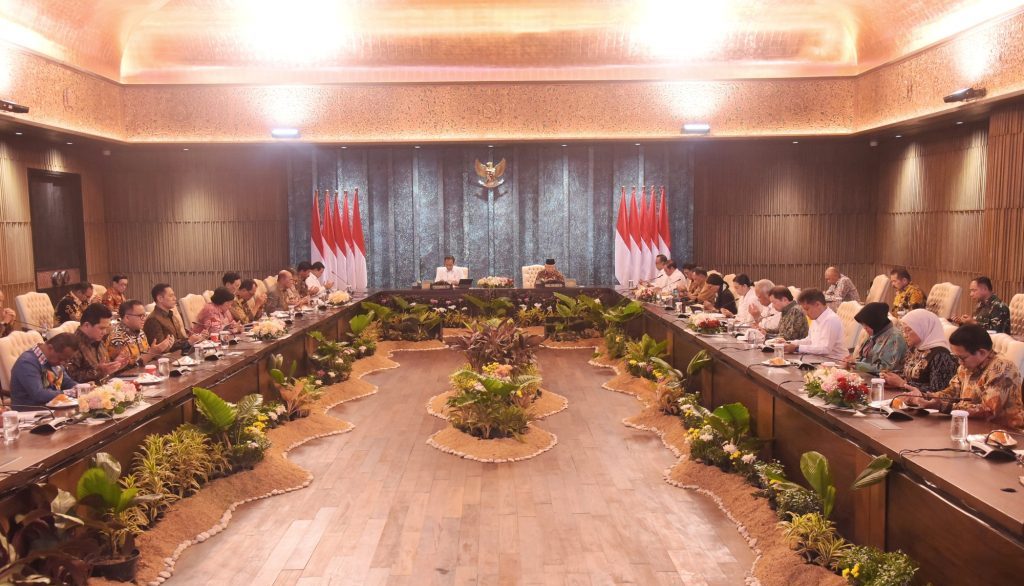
[842,568,850,578]
[730,452,741,460]
[852,564,860,578]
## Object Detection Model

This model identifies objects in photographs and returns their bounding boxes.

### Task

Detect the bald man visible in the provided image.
[264,270,307,314]
[823,266,860,311]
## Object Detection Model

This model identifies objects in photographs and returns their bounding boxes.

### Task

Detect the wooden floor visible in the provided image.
[168,348,754,586]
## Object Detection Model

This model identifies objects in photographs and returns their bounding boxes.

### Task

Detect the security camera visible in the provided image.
[0,99,29,114]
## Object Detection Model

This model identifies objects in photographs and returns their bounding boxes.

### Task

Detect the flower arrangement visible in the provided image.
[804,367,870,409]
[306,332,355,383]
[624,334,668,380]
[78,379,141,416]
[251,318,287,340]
[446,367,540,439]
[633,285,659,303]
[326,290,351,306]
[689,315,726,334]
[478,276,514,288]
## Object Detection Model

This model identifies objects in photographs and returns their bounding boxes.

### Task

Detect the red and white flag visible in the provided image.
[657,186,671,259]
[351,188,368,290]
[638,186,652,281]
[628,187,642,284]
[614,187,630,286]
[310,189,325,267]
[645,187,658,280]
[334,191,351,288]
[321,193,339,284]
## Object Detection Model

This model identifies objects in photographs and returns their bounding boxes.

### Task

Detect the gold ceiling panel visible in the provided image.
[0,0,1021,83]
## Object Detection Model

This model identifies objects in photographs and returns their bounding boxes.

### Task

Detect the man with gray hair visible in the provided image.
[823,266,860,311]
[747,279,779,330]
[265,270,307,314]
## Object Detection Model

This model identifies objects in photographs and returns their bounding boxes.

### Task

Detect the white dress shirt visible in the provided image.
[434,266,467,285]
[792,307,847,361]
[305,274,327,296]
[659,270,685,293]
[735,289,758,324]
[758,303,781,331]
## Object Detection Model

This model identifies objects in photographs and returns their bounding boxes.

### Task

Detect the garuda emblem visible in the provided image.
[474,158,507,189]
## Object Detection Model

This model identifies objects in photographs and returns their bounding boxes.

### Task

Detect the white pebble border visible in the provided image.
[146,341,448,585]
[426,425,558,463]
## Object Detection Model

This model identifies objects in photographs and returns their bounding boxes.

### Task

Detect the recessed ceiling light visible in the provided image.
[340,146,347,149]
[635,143,641,146]
[895,135,902,138]
[14,132,23,135]
[792,141,799,144]
[956,121,964,125]
[682,123,711,135]
[414,145,421,149]
[270,128,300,139]
[561,144,567,147]
[65,141,73,145]
[487,144,494,148]
[183,148,189,151]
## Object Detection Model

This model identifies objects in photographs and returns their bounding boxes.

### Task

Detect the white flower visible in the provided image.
[741,454,756,464]
[275,405,287,414]
[722,443,738,454]
[534,303,542,308]
[358,346,367,351]
[698,433,713,441]
[315,379,323,386]
[520,304,527,310]
[268,412,278,421]
[327,291,351,305]
[681,404,694,413]
[436,308,447,313]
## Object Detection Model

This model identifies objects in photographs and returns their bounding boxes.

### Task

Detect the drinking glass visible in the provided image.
[3,410,20,442]
[773,343,786,362]
[627,280,635,290]
[950,410,969,442]
[870,378,885,403]
[726,319,736,334]
[157,358,171,378]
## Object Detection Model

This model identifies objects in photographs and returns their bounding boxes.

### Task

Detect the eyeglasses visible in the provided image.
[126,313,146,319]
[953,353,973,363]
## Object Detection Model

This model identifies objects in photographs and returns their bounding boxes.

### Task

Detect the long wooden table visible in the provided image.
[1,288,1021,585]
[639,302,1024,585]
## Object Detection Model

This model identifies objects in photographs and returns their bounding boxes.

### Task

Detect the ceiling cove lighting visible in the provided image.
[271,128,300,139]
[943,87,986,103]
[682,123,711,135]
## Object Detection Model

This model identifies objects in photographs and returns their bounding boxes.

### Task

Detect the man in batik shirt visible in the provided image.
[953,276,1010,334]
[55,282,93,324]
[823,266,860,311]
[889,267,926,315]
[908,324,1023,429]
[534,259,566,287]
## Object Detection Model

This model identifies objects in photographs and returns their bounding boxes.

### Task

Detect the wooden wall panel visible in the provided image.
[102,147,288,298]
[692,140,879,292]
[875,124,988,315]
[0,138,108,311]
[984,104,1024,302]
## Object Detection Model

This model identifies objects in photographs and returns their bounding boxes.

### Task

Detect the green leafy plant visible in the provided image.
[192,388,270,469]
[462,294,515,319]
[306,333,354,383]
[546,292,603,340]
[651,351,712,416]
[780,512,851,567]
[624,334,668,380]
[450,318,545,374]
[348,311,379,356]
[75,453,161,561]
[836,545,918,585]
[446,368,540,439]
[765,452,892,520]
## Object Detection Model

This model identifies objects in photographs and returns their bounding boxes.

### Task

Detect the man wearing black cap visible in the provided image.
[534,259,565,287]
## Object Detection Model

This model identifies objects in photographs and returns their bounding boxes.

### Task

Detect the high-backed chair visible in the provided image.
[264,275,278,292]
[1009,293,1024,339]
[564,278,578,288]
[90,284,107,303]
[178,294,207,332]
[836,301,865,352]
[0,330,44,393]
[991,333,1024,376]
[15,292,54,333]
[788,286,802,301]
[941,319,958,341]
[202,290,214,303]
[865,274,891,304]
[520,265,545,289]
[926,283,962,320]
[254,279,268,296]
[144,302,155,316]
[46,321,79,340]
[723,273,736,292]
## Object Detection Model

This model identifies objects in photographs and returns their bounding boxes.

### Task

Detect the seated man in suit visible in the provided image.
[66,303,130,383]
[9,332,80,410]
[534,259,566,287]
[143,283,205,353]
[265,270,307,313]
[435,256,468,285]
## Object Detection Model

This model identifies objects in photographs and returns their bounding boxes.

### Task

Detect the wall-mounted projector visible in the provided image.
[0,99,29,114]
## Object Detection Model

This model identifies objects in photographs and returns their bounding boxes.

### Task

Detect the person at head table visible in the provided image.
[65,303,132,383]
[143,283,206,354]
[642,255,669,287]
[823,266,860,311]
[758,286,807,340]
[722,274,756,322]
[842,302,907,375]
[951,276,1010,334]
[880,309,957,395]
[782,288,847,361]
[101,274,129,313]
[889,266,926,316]
[905,324,1023,429]
[435,256,468,285]
[192,287,243,336]
[265,270,307,314]
[55,281,94,325]
[677,267,714,304]
[655,261,685,293]
[534,259,565,287]
[701,273,737,314]
[9,332,81,410]
[0,290,17,337]
[107,299,173,365]
[742,278,777,328]
[230,279,267,324]
[295,261,322,298]
[310,261,336,292]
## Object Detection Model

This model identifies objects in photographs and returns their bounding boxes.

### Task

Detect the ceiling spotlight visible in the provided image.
[635,143,641,146]
[183,148,190,151]
[561,144,567,147]
[14,131,23,135]
[340,146,347,149]
[895,135,902,138]
[792,141,799,144]
[943,87,986,103]
[682,123,711,135]
[869,140,878,147]
[65,142,73,145]
[414,145,421,149]
[270,128,300,139]
[487,144,494,148]
[0,99,29,114]
[956,121,964,125]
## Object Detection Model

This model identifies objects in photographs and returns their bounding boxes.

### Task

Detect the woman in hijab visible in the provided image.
[702,273,738,315]
[881,309,958,393]
[847,302,907,374]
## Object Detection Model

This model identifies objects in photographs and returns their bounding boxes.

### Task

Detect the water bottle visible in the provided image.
[950,410,969,442]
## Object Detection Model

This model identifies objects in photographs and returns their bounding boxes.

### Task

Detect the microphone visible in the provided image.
[18,319,56,336]
[8,404,72,434]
